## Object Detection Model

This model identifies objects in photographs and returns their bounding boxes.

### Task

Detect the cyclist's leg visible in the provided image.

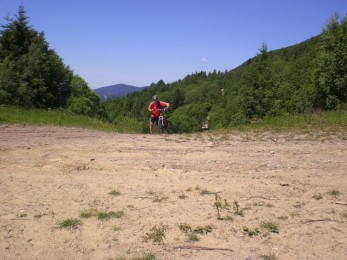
[150,116,156,134]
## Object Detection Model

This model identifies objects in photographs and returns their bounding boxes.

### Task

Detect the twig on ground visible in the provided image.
[303,218,342,224]
[246,196,271,200]
[172,245,234,252]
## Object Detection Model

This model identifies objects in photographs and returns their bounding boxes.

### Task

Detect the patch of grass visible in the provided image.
[112,225,122,231]
[178,223,192,233]
[153,196,168,203]
[261,221,279,233]
[58,218,82,229]
[193,225,212,235]
[214,193,230,220]
[97,210,124,220]
[233,200,244,216]
[200,189,213,195]
[277,215,289,220]
[143,224,168,245]
[313,194,323,200]
[327,189,340,197]
[133,253,156,260]
[178,193,187,199]
[109,189,121,196]
[178,223,212,242]
[188,233,200,242]
[341,212,347,218]
[34,213,46,219]
[194,185,201,191]
[146,190,156,196]
[185,187,193,192]
[243,226,260,237]
[259,253,278,260]
[293,201,307,208]
[80,209,96,219]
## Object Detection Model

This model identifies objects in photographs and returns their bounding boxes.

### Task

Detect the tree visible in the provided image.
[315,14,347,109]
[0,5,73,108]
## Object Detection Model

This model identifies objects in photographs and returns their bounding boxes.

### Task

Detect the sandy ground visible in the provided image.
[0,124,346,260]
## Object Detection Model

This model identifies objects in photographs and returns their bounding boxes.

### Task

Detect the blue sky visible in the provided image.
[1,0,347,89]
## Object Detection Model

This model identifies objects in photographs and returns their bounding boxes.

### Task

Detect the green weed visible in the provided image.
[97,210,124,220]
[261,221,279,233]
[243,226,260,237]
[109,189,121,196]
[58,218,82,229]
[144,224,168,245]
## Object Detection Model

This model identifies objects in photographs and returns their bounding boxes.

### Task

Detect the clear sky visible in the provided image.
[1,0,347,89]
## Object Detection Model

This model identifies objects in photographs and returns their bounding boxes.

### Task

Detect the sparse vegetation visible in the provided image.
[80,209,96,219]
[178,223,212,242]
[214,193,231,220]
[58,218,82,229]
[144,224,168,244]
[233,200,245,216]
[261,221,279,233]
[313,194,323,200]
[97,210,124,220]
[327,189,340,197]
[277,216,289,220]
[243,226,260,237]
[109,189,121,196]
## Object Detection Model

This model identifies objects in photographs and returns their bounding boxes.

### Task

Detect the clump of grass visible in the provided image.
[185,187,193,192]
[112,225,122,231]
[261,221,279,233]
[200,189,213,195]
[178,223,192,233]
[80,209,96,219]
[132,253,156,260]
[243,226,260,237]
[327,189,340,197]
[277,215,289,220]
[188,233,199,242]
[341,212,347,218]
[313,194,323,200]
[259,253,278,260]
[178,223,212,242]
[233,200,244,216]
[178,193,187,199]
[193,225,212,235]
[34,213,46,219]
[144,224,168,244]
[58,218,82,229]
[153,196,168,203]
[97,210,124,220]
[214,193,230,220]
[109,189,121,196]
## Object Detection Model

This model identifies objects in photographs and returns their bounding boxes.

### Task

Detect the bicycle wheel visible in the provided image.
[166,120,173,134]
[158,119,164,134]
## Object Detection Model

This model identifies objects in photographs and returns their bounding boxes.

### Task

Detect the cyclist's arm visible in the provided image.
[160,101,169,108]
[148,102,153,111]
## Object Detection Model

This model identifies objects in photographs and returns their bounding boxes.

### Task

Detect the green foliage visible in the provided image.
[0,5,106,119]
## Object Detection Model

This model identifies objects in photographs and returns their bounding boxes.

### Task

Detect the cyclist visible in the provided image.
[148,95,169,134]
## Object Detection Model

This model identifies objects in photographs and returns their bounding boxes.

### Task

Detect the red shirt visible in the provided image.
[148,101,169,118]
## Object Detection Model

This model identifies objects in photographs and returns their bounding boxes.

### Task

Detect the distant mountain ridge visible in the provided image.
[93,84,145,101]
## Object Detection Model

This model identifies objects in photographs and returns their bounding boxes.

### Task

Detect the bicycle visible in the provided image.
[158,108,173,134]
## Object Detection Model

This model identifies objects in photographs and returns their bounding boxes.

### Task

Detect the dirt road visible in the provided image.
[0,125,346,259]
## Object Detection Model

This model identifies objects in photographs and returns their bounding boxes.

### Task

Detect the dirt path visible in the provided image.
[0,125,346,259]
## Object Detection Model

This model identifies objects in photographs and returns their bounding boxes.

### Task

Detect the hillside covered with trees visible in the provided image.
[1,6,346,133]
[104,14,347,133]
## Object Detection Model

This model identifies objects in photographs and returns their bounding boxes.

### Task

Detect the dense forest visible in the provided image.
[1,6,346,133]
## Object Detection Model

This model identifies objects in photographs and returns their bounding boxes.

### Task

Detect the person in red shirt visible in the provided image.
[148,95,169,134]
